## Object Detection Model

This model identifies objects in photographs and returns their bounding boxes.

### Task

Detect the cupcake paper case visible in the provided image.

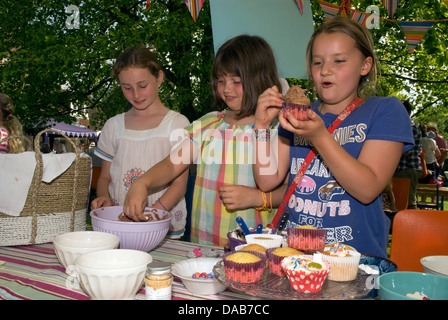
[223,251,267,284]
[282,103,311,120]
[281,254,330,293]
[321,243,361,282]
[266,247,303,277]
[287,227,327,251]
[282,85,311,120]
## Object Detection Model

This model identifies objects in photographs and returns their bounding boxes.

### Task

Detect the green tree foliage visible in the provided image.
[0,0,214,129]
[0,0,447,134]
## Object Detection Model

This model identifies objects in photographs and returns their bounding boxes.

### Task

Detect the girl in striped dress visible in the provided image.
[124,35,287,246]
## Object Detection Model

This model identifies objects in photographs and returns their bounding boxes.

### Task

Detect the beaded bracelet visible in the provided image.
[252,126,271,142]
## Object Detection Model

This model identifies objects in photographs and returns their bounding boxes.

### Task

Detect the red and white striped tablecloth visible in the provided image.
[0,239,253,300]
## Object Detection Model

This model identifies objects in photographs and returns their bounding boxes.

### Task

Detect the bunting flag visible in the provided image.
[338,0,352,17]
[294,0,304,15]
[317,1,443,54]
[383,0,401,18]
[318,0,340,22]
[146,0,150,10]
[350,10,370,26]
[184,0,205,22]
[399,21,435,53]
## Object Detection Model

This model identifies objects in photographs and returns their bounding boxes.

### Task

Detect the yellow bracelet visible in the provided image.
[255,191,267,211]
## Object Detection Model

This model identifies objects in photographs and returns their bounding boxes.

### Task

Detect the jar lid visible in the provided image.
[147,261,171,274]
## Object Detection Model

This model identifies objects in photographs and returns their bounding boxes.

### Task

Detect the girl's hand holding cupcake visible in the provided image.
[254,86,283,129]
[279,106,328,144]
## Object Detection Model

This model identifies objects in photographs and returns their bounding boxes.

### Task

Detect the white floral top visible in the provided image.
[95,111,190,238]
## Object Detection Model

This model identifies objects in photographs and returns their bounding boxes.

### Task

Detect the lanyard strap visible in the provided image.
[268,97,364,229]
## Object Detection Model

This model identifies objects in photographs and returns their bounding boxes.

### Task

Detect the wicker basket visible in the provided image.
[0,128,91,246]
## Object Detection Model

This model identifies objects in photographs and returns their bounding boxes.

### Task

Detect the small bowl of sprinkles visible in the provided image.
[171,257,227,295]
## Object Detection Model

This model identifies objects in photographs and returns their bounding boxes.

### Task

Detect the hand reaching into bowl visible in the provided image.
[123,180,149,222]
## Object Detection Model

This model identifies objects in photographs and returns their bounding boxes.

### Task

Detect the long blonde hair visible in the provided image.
[306,16,379,99]
[0,93,25,153]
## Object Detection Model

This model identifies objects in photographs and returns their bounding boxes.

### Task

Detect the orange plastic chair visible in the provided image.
[390,209,448,272]
[391,177,410,211]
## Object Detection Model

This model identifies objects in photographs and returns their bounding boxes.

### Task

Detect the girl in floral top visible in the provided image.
[91,47,190,239]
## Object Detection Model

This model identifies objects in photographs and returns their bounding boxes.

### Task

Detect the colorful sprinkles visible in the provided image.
[190,272,215,280]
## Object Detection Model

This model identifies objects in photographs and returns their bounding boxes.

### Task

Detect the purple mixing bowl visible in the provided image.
[90,206,171,252]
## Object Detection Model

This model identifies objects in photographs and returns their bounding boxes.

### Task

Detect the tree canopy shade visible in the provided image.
[0,0,214,130]
[0,0,447,133]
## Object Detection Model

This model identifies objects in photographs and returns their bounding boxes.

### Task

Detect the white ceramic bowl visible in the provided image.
[67,249,152,300]
[245,234,283,249]
[420,255,448,277]
[53,231,120,269]
[171,258,227,295]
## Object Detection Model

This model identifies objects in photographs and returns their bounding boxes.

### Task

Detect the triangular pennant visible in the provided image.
[294,0,304,15]
[318,0,340,22]
[184,0,205,22]
[146,0,151,10]
[350,10,369,26]
[382,0,401,18]
[399,21,435,53]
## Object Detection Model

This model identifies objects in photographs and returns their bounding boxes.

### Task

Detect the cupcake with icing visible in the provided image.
[282,85,311,120]
[321,243,361,281]
[287,225,327,251]
[266,247,303,277]
[281,254,330,293]
[223,251,266,283]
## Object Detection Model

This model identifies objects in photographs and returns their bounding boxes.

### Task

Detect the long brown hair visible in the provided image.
[211,35,282,119]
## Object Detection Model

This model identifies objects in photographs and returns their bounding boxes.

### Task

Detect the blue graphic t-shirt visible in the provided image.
[279,96,414,258]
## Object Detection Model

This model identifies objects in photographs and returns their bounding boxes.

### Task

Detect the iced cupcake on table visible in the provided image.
[321,243,361,282]
[282,85,311,120]
[281,254,330,293]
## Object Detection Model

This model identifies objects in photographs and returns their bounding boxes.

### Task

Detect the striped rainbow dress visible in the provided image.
[186,111,277,246]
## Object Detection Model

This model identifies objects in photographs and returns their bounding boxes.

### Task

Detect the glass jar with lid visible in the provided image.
[145,261,172,300]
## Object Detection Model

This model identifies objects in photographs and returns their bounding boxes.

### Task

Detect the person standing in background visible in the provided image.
[420,124,440,184]
[393,100,422,209]
[427,122,448,181]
